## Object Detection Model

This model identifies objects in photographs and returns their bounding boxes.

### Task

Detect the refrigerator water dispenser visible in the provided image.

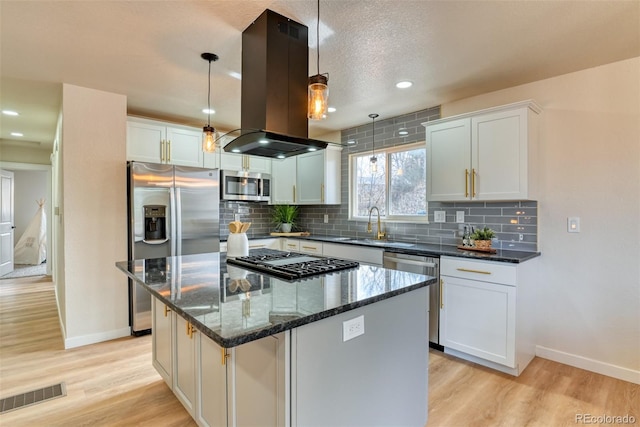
[143,205,167,243]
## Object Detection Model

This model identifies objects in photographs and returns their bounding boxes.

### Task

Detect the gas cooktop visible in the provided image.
[226,251,360,280]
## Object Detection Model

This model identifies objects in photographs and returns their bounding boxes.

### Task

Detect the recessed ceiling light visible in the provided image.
[396,81,413,89]
[202,108,215,115]
[11,132,24,137]
[327,107,336,113]
[2,110,19,116]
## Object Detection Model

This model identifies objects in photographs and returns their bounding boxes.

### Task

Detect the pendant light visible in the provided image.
[202,52,219,153]
[369,113,379,172]
[308,0,329,120]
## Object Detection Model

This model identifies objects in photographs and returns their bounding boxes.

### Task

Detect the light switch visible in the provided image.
[434,211,446,223]
[456,211,465,223]
[568,217,580,233]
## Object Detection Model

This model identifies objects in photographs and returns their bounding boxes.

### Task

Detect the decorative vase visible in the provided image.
[281,223,292,233]
[227,232,249,258]
[474,239,492,250]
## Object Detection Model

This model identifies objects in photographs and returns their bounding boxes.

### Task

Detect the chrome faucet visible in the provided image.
[367,206,386,240]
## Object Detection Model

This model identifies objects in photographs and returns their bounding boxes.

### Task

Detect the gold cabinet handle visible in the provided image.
[457,267,492,275]
[293,185,296,203]
[464,169,469,197]
[321,183,325,204]
[186,321,196,339]
[440,279,444,309]
[163,305,171,317]
[302,245,317,250]
[167,140,171,162]
[221,348,230,365]
[471,168,476,198]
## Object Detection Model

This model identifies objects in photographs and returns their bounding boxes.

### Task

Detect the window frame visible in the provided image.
[348,141,429,223]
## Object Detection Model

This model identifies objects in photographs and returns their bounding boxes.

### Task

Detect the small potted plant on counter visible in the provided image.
[470,226,496,250]
[272,204,299,233]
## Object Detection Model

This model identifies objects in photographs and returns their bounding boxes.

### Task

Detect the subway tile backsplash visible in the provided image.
[220,106,539,252]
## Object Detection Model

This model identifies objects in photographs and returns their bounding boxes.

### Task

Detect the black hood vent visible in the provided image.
[223,9,329,158]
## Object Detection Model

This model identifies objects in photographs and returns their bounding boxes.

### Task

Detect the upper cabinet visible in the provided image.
[423,100,541,201]
[271,146,341,205]
[204,149,272,174]
[127,117,203,167]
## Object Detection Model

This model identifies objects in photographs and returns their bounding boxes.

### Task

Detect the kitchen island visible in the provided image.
[116,249,436,427]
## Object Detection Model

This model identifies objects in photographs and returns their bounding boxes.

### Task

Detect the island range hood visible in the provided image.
[223,9,329,159]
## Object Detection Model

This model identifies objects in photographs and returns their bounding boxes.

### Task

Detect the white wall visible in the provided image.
[442,57,640,384]
[59,84,129,348]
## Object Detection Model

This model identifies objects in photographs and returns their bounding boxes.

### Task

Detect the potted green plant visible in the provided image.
[470,226,496,249]
[271,204,299,233]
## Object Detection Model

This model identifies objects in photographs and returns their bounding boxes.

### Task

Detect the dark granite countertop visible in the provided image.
[116,249,435,348]
[234,234,540,263]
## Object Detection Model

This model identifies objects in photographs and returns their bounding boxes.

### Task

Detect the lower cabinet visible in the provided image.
[439,256,537,376]
[322,242,384,266]
[152,295,286,426]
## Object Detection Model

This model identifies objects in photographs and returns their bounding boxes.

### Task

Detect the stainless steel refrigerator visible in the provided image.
[127,161,220,335]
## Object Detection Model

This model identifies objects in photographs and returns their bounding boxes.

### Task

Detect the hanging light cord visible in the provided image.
[207,59,212,127]
[316,0,321,76]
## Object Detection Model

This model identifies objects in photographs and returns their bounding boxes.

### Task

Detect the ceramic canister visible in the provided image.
[227,232,249,258]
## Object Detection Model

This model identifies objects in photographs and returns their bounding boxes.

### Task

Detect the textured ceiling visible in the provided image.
[1,0,639,152]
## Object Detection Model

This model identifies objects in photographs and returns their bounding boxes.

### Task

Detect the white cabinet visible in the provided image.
[271,146,341,205]
[271,157,297,204]
[174,315,197,415]
[424,100,540,201]
[151,293,286,427]
[220,152,271,174]
[196,334,227,427]
[127,117,203,167]
[439,256,537,376]
[220,238,279,253]
[152,297,173,388]
[298,240,323,255]
[282,239,300,252]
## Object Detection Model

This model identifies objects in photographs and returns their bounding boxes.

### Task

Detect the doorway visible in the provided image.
[0,163,52,279]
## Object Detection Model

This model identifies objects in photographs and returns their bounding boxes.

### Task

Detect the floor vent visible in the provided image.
[0,383,66,414]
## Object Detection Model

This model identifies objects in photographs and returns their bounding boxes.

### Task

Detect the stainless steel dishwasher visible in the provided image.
[383,252,441,349]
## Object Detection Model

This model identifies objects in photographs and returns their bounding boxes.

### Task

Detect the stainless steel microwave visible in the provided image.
[221,170,271,202]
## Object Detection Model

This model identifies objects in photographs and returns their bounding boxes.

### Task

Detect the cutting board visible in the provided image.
[270,232,311,237]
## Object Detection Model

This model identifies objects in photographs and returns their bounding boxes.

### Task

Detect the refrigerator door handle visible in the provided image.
[169,186,177,256]
[174,187,182,256]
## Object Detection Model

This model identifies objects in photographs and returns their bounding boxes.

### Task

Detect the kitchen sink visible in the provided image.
[347,239,415,248]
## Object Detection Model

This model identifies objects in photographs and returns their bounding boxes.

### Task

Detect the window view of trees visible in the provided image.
[352,143,427,219]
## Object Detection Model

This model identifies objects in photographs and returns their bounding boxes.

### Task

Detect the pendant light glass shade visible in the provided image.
[201,52,219,153]
[308,74,328,120]
[308,0,328,120]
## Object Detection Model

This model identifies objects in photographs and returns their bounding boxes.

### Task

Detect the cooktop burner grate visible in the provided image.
[227,251,359,280]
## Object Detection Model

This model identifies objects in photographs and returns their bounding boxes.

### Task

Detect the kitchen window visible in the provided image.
[349,142,427,221]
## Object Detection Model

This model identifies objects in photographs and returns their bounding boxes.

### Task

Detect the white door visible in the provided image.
[0,169,15,276]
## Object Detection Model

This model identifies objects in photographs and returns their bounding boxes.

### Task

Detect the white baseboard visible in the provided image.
[536,345,640,385]
[64,327,131,349]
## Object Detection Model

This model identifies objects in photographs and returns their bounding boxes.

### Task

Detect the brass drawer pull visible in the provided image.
[302,246,317,250]
[163,305,171,317]
[465,169,469,197]
[457,267,492,275]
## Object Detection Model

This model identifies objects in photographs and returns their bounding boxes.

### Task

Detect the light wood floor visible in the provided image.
[1,276,638,426]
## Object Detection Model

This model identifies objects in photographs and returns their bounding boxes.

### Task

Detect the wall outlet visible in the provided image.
[456,211,465,223]
[434,211,446,223]
[234,214,240,222]
[343,315,365,342]
[324,214,329,223]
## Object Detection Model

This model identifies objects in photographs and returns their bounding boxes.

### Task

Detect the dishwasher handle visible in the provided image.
[383,256,437,269]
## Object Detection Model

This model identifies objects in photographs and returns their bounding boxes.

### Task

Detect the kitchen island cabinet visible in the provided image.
[117,251,434,427]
